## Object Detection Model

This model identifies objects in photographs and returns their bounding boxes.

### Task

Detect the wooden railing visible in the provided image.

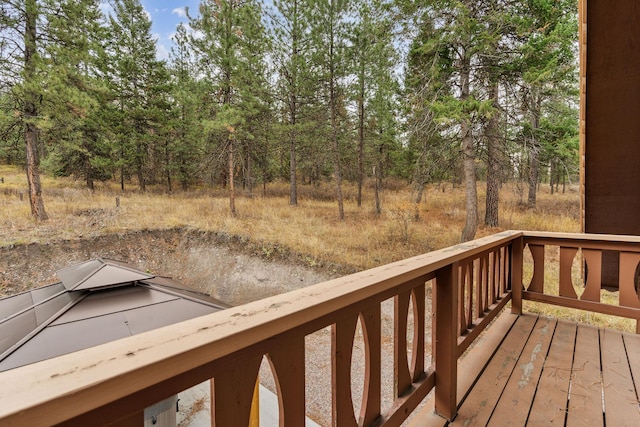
[1,231,639,426]
[515,232,640,333]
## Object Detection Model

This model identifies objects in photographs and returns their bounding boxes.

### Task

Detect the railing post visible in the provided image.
[435,262,459,421]
[511,237,524,315]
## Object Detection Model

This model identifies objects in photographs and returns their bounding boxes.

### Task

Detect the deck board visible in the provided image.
[490,316,555,425]
[449,314,537,427]
[601,328,640,427]
[413,312,640,427]
[527,319,576,425]
[566,324,603,427]
[623,331,640,405]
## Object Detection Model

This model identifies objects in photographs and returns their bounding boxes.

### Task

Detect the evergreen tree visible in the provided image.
[168,23,206,191]
[515,0,578,207]
[0,0,48,219]
[41,0,112,190]
[106,0,169,191]
[270,0,315,205]
[349,0,399,213]
[404,11,457,204]
[309,0,351,220]
[189,0,270,215]
[406,0,489,241]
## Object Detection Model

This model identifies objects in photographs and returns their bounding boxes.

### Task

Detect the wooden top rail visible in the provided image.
[0,231,522,426]
[523,230,640,250]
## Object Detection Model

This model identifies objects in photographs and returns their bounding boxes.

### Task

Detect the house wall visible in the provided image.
[583,0,640,286]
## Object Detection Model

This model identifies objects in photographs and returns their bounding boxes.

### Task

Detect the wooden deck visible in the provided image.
[414,312,640,427]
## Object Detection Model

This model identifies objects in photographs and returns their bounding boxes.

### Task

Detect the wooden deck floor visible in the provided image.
[412,312,640,427]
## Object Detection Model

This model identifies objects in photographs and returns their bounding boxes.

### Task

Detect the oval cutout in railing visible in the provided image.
[351,316,365,422]
[259,355,279,426]
[522,243,534,291]
[304,329,332,427]
[407,290,415,372]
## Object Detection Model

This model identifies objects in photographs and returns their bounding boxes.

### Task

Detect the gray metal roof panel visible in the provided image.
[50,286,177,325]
[0,310,37,355]
[0,293,33,322]
[124,299,220,335]
[0,312,132,372]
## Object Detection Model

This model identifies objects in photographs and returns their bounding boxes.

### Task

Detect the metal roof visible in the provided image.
[56,258,155,291]
[0,259,227,372]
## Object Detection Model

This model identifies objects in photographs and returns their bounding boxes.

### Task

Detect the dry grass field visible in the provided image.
[0,165,635,334]
[0,164,580,271]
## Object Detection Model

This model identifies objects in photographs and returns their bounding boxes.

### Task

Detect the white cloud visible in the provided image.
[172,7,187,18]
[156,44,170,61]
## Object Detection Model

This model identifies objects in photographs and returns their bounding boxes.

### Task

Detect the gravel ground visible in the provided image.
[256,297,433,426]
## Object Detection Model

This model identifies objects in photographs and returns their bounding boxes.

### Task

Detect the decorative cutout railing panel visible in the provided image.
[522,232,640,332]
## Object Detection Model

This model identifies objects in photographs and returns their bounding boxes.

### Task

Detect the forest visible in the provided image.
[0,0,579,241]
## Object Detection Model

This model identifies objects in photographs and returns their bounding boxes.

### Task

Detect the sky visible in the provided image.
[140,1,201,60]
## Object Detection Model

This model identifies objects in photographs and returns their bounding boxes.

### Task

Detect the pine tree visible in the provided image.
[168,23,206,191]
[407,0,487,241]
[0,0,48,219]
[516,0,578,207]
[349,0,399,213]
[106,0,169,191]
[41,0,112,190]
[309,0,351,220]
[189,0,270,215]
[404,10,456,204]
[270,0,315,206]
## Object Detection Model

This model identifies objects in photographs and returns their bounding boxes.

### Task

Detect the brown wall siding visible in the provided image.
[585,0,640,236]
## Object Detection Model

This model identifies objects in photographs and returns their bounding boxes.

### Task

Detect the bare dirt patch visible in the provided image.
[0,228,337,304]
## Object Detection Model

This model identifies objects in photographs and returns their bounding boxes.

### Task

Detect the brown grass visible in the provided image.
[0,164,580,271]
[4,165,635,331]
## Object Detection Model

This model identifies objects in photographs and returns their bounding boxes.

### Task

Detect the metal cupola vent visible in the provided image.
[56,258,155,291]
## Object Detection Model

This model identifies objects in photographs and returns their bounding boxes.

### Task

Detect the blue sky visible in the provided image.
[140,1,201,60]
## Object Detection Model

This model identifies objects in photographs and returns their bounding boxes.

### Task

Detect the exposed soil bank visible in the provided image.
[0,228,339,305]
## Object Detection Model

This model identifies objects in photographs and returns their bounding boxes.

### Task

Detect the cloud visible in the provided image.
[156,44,170,61]
[172,7,187,18]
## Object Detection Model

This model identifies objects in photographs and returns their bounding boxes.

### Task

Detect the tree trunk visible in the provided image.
[485,81,500,227]
[357,63,365,208]
[550,161,555,195]
[136,125,146,192]
[461,122,477,242]
[289,126,297,206]
[527,94,541,208]
[415,183,425,204]
[288,0,300,206]
[460,49,476,242]
[165,140,172,193]
[374,145,383,216]
[245,139,253,198]
[331,102,344,221]
[328,9,344,221]
[228,134,236,216]
[24,0,47,221]
[528,146,539,206]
